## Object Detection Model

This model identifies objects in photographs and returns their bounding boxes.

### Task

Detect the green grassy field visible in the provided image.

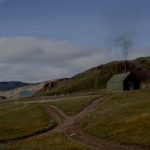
[0,132,87,150]
[80,89,150,146]
[47,95,99,116]
[0,102,55,141]
[0,89,150,149]
[0,94,97,149]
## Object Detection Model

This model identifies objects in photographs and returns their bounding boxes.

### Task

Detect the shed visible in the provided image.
[19,90,33,97]
[0,96,7,100]
[107,72,140,91]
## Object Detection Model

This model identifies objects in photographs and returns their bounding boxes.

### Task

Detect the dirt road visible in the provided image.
[43,96,148,150]
[1,96,149,150]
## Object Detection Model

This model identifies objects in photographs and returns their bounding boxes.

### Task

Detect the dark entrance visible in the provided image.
[123,73,140,91]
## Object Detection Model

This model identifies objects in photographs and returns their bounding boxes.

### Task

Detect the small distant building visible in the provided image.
[107,72,140,91]
[0,96,7,100]
[19,90,33,97]
[42,78,69,92]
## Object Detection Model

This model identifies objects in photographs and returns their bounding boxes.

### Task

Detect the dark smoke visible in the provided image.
[114,32,135,60]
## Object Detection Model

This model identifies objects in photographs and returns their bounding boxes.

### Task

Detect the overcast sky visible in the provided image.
[0,0,150,82]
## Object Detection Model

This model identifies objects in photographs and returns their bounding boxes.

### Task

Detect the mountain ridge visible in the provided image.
[0,81,29,92]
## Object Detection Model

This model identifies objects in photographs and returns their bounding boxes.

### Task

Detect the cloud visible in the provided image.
[0,37,82,82]
[69,49,117,70]
[0,37,81,64]
[0,37,149,82]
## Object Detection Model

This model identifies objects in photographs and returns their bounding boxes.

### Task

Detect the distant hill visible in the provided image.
[0,82,46,99]
[0,81,29,92]
[42,56,150,95]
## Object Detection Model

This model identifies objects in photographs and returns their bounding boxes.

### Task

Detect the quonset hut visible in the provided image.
[107,72,140,91]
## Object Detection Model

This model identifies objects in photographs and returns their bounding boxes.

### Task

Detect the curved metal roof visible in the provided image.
[107,72,131,84]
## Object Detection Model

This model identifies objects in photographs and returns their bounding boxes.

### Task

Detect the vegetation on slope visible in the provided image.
[0,132,86,150]
[0,103,55,140]
[44,56,150,95]
[15,94,99,116]
[47,95,99,116]
[0,88,149,148]
[80,88,150,146]
[0,94,98,149]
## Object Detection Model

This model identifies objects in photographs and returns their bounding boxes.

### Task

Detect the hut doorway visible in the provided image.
[128,82,134,90]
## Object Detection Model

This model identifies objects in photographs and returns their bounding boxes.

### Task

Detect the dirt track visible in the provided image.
[44,96,149,150]
[1,96,149,150]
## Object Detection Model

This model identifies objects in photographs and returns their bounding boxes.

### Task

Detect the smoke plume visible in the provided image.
[114,32,135,60]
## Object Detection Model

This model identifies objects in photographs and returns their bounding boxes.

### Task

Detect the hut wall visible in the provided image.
[107,82,123,91]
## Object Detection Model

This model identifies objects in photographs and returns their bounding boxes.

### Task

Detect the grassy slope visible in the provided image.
[0,95,98,149]
[0,89,149,148]
[0,102,55,140]
[46,56,150,95]
[0,94,99,140]
[47,95,99,116]
[80,89,150,146]
[0,132,87,150]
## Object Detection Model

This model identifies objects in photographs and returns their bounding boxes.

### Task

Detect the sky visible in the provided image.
[0,0,150,82]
